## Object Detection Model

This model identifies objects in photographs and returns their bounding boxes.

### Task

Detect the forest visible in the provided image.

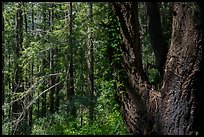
[2,2,203,135]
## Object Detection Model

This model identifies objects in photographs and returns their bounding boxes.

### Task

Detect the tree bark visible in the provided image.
[158,2,202,135]
[112,2,202,135]
[112,2,151,134]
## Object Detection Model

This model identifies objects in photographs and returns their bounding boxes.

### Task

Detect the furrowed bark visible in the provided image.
[158,2,202,135]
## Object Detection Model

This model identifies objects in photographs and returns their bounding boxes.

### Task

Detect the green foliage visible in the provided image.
[64,111,127,135]
[31,99,128,135]
[160,2,172,44]
[147,68,160,84]
[31,77,128,135]
[32,113,65,135]
[2,122,12,135]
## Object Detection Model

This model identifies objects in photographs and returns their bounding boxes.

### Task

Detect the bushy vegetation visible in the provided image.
[31,111,127,135]
[30,79,128,135]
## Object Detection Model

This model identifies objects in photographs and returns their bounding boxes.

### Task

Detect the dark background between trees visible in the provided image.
[2,2,203,135]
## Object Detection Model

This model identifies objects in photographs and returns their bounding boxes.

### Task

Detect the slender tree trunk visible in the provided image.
[49,3,55,114]
[55,45,60,112]
[67,2,76,119]
[41,3,48,117]
[41,57,47,117]
[22,2,31,134]
[9,13,16,133]
[12,2,24,135]
[55,37,61,112]
[55,3,62,111]
[160,2,173,42]
[146,2,168,80]
[28,2,35,130]
[2,2,5,121]
[87,2,94,125]
[55,75,60,112]
[112,2,202,135]
[79,41,86,127]
[23,2,28,33]
[8,53,12,135]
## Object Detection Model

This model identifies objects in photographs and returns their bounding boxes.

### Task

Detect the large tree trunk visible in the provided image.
[158,2,202,135]
[112,2,150,134]
[112,2,202,135]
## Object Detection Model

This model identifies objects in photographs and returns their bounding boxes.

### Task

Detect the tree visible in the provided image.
[2,3,16,134]
[27,1,35,129]
[87,2,94,125]
[12,2,25,134]
[2,2,5,121]
[41,3,48,118]
[158,2,203,135]
[21,2,32,133]
[146,2,168,81]
[49,2,55,114]
[112,2,202,135]
[55,50,60,112]
[66,2,76,119]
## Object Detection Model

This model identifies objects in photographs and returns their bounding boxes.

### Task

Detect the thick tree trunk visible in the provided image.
[112,2,151,134]
[112,2,202,135]
[158,2,202,135]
